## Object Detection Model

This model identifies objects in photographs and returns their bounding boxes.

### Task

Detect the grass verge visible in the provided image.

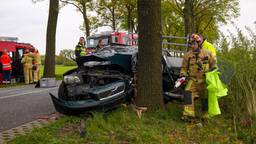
[40,65,77,80]
[8,102,256,144]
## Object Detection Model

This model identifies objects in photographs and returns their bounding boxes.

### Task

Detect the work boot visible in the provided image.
[181,115,196,123]
[201,113,210,124]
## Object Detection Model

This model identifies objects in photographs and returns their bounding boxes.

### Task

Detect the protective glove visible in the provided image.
[174,77,186,88]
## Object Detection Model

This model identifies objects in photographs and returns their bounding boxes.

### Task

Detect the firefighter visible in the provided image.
[21,49,33,84]
[0,49,12,84]
[180,38,216,121]
[191,34,217,59]
[75,36,87,58]
[32,49,41,83]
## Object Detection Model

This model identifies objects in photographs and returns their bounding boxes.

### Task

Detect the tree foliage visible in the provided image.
[93,0,122,31]
[59,49,75,60]
[118,0,138,33]
[165,0,240,41]
[91,0,137,32]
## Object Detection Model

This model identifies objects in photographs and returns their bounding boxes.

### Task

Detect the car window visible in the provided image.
[17,48,23,59]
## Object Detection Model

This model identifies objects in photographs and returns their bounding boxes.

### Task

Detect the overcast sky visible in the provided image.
[0,0,255,54]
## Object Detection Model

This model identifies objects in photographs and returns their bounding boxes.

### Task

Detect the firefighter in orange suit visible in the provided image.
[0,49,12,84]
[21,49,33,84]
[180,38,216,121]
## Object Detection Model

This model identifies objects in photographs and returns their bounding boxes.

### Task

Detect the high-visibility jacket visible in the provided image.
[33,53,41,65]
[202,40,217,57]
[0,54,12,70]
[21,54,33,66]
[75,42,86,57]
[80,49,87,56]
[180,49,216,79]
[205,69,228,117]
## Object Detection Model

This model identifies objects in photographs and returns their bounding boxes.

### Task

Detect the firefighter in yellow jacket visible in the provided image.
[191,34,217,59]
[180,38,216,121]
[33,49,41,83]
[21,49,33,84]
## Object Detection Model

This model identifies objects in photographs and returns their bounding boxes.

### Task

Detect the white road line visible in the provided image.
[0,87,58,100]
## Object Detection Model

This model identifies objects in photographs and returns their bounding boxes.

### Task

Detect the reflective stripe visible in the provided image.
[183,106,195,117]
[2,63,11,69]
[80,50,87,56]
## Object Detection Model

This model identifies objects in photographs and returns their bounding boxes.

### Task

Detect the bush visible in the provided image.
[218,27,256,141]
[55,55,76,66]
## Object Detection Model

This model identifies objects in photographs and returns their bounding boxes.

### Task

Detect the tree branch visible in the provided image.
[203,17,214,31]
[168,0,183,16]
[59,0,83,13]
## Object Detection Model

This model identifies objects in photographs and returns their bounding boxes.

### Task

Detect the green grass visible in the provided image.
[8,102,256,144]
[40,65,77,80]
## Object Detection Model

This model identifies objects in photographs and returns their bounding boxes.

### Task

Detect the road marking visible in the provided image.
[0,87,58,100]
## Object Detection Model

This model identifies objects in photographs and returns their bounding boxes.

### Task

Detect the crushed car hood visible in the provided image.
[76,46,138,72]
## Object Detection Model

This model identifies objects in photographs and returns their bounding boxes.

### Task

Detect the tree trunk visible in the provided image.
[111,7,116,31]
[136,0,163,110]
[127,5,132,33]
[191,6,196,33]
[44,0,59,77]
[183,0,192,36]
[81,1,90,37]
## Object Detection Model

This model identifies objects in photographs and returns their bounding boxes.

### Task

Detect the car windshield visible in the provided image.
[87,37,109,48]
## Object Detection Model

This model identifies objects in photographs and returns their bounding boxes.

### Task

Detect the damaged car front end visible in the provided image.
[50,46,137,114]
[50,46,184,114]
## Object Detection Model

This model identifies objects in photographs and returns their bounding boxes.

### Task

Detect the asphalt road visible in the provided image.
[0,82,60,132]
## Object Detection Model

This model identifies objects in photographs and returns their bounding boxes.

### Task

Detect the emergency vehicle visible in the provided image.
[0,37,35,83]
[86,31,138,49]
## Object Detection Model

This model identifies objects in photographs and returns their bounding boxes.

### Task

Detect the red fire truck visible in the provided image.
[86,31,138,49]
[0,37,35,83]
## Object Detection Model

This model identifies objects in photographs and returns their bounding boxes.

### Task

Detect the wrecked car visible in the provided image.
[50,45,184,114]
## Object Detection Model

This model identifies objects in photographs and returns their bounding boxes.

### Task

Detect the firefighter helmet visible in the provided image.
[191,34,202,43]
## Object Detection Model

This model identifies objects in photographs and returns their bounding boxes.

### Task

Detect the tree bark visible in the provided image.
[183,0,192,36]
[126,5,132,33]
[111,7,116,31]
[136,0,163,110]
[81,1,90,37]
[44,0,59,77]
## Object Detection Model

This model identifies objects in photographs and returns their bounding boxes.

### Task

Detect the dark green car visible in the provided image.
[50,45,183,114]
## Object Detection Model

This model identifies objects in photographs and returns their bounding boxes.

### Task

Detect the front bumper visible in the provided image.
[50,89,133,115]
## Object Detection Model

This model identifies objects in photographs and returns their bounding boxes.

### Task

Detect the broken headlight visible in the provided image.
[63,75,82,85]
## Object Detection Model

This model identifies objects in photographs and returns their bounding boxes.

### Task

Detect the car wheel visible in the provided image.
[58,82,69,100]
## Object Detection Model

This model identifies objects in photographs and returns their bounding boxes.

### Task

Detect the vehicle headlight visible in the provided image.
[63,75,81,84]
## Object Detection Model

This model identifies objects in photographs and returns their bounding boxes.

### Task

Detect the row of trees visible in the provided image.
[59,0,239,42]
